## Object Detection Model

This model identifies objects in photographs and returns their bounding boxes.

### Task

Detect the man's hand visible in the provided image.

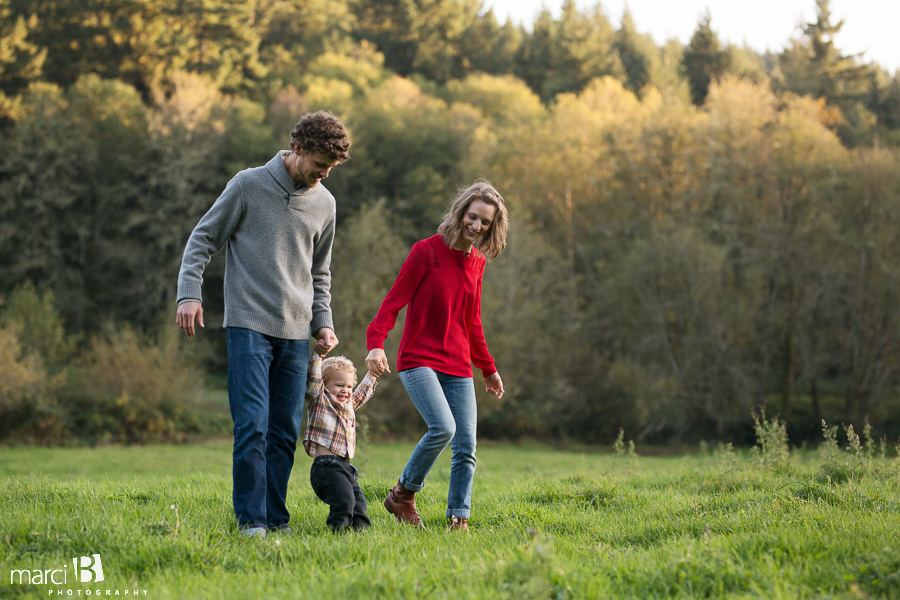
[485,372,505,399]
[365,348,391,376]
[314,327,338,356]
[176,301,204,338]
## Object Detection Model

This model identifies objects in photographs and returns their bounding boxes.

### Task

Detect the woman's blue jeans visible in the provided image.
[398,367,477,519]
[226,327,308,530]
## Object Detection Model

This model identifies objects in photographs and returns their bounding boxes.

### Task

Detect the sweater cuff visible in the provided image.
[310,311,334,335]
[480,364,498,378]
[177,281,202,304]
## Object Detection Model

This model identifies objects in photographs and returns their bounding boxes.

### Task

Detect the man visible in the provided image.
[176,111,350,538]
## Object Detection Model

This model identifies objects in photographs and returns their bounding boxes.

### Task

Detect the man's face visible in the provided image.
[295,149,340,188]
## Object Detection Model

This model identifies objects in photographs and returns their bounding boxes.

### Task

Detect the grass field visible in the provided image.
[1,438,899,599]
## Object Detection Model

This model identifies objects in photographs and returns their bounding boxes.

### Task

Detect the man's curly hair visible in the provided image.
[290,111,350,162]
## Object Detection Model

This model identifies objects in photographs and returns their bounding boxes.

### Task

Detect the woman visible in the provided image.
[365,180,509,531]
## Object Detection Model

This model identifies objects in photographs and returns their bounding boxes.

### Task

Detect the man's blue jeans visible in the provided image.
[398,367,477,519]
[226,327,308,529]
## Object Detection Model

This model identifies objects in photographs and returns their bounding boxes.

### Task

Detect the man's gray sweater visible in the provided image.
[177,151,335,340]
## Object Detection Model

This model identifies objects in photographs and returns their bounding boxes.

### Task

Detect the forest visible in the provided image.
[1,0,899,446]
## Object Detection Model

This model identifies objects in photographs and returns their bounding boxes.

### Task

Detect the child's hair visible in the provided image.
[321,355,357,385]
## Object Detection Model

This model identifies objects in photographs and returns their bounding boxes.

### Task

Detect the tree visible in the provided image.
[613,9,652,96]
[682,10,731,106]
[776,0,873,145]
[0,0,45,119]
[798,0,868,101]
[5,0,266,97]
[515,1,622,101]
[458,10,521,77]
[256,0,355,90]
[0,77,150,330]
[351,0,482,82]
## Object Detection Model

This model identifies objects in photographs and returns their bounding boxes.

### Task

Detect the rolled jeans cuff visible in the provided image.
[399,475,425,493]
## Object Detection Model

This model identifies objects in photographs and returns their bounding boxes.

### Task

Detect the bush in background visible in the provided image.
[0,283,220,445]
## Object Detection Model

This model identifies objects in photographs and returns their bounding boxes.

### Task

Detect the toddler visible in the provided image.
[303,351,378,532]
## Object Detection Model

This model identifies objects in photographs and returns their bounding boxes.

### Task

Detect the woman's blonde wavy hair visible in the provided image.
[437,180,509,262]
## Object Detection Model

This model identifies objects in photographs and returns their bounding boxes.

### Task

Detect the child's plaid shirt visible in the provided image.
[302,353,376,459]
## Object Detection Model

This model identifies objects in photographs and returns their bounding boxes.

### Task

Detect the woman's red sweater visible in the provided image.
[367,234,497,378]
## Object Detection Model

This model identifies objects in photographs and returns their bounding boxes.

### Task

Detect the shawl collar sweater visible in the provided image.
[177,151,335,339]
[367,234,497,378]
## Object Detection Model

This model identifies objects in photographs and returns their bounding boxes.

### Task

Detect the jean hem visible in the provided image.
[399,475,425,493]
[446,509,471,519]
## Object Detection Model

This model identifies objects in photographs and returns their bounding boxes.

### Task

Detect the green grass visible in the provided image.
[1,442,899,599]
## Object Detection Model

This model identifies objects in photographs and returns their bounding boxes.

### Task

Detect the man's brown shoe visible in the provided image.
[384,481,426,530]
[448,516,469,532]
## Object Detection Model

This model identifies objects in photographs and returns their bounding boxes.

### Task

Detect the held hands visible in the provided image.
[365,348,391,377]
[176,301,204,338]
[314,327,339,356]
[485,372,504,399]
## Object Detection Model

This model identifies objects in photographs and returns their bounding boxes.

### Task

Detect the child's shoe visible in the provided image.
[240,526,267,539]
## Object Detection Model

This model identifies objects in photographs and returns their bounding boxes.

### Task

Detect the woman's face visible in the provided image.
[458,199,497,249]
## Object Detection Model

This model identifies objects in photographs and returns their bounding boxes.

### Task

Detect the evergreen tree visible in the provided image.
[614,9,650,96]
[682,10,731,105]
[799,0,868,100]
[516,0,621,101]
[777,0,874,144]
[515,7,555,98]
[351,0,482,82]
[458,9,521,77]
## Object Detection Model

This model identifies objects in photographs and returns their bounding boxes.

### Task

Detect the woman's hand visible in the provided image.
[484,372,504,399]
[365,348,391,376]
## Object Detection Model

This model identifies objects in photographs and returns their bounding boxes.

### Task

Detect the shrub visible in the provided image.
[0,288,72,444]
[0,326,67,442]
[72,324,206,444]
[0,281,77,372]
[0,282,218,445]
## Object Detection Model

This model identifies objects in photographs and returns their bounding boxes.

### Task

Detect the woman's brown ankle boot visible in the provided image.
[384,481,426,530]
[448,516,469,531]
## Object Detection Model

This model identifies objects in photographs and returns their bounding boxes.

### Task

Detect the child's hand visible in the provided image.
[314,327,338,356]
[367,369,381,379]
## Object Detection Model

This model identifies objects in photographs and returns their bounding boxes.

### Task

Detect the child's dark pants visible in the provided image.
[309,455,371,532]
